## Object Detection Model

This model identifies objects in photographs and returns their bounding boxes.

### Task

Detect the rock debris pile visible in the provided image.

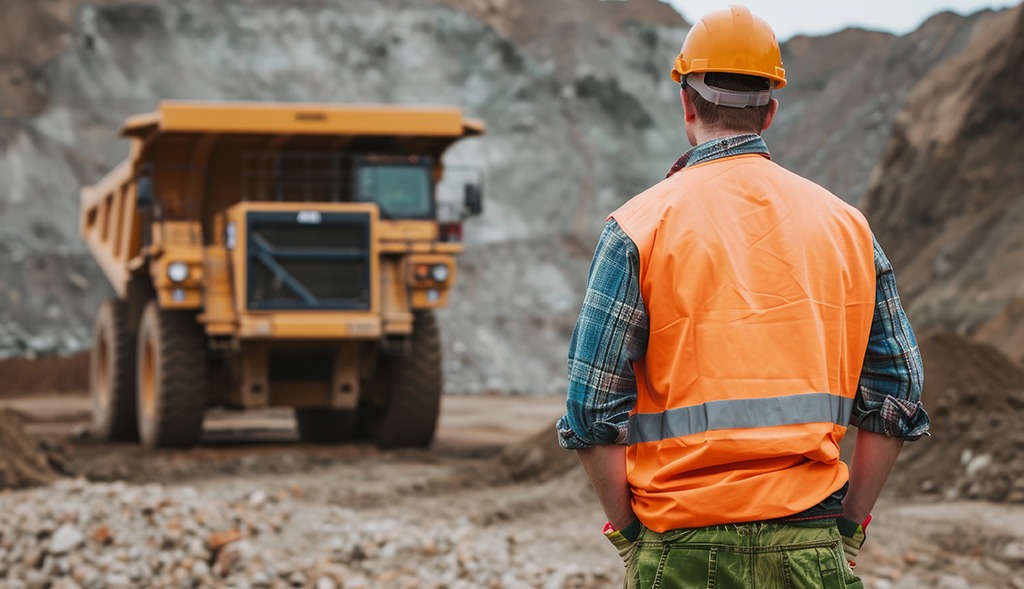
[0,409,67,490]
[0,478,617,589]
[887,331,1024,503]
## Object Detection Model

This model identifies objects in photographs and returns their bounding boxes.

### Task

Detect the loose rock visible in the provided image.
[49,523,85,555]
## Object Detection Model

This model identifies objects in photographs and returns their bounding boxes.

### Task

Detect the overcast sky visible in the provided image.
[665,1,1018,41]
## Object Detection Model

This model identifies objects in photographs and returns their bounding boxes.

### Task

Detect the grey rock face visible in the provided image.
[0,0,1017,388]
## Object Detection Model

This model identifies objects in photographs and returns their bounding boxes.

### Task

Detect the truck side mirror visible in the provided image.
[463,183,483,217]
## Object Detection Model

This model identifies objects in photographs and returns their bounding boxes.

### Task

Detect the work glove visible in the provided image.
[836,514,871,567]
[603,519,642,565]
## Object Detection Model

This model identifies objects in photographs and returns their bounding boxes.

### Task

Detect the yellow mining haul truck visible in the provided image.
[80,101,483,449]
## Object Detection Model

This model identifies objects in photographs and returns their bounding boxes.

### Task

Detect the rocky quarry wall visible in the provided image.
[0,0,1021,394]
[862,4,1024,363]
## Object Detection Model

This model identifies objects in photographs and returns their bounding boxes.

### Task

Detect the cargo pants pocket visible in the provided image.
[782,542,862,589]
[629,544,716,589]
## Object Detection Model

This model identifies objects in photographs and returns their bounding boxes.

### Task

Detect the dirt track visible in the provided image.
[2,383,1024,588]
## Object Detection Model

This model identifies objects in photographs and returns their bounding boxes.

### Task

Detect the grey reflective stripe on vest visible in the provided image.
[626,393,854,445]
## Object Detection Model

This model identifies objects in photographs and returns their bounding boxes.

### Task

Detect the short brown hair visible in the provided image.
[684,73,772,134]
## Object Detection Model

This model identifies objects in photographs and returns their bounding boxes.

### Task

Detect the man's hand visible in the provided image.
[603,519,642,564]
[836,515,870,566]
[577,444,641,566]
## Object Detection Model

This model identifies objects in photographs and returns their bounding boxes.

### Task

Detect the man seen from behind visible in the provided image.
[556,5,929,588]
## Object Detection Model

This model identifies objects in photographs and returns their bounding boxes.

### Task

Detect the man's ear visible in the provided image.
[761,97,779,132]
[680,88,697,123]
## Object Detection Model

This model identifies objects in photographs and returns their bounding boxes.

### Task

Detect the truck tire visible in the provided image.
[373,311,443,449]
[136,301,207,448]
[90,300,138,441]
[295,409,356,443]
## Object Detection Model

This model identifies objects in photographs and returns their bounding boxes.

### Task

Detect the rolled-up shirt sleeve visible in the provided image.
[850,236,930,440]
[556,220,649,449]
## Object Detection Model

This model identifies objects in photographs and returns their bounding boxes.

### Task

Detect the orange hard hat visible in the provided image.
[671,5,787,89]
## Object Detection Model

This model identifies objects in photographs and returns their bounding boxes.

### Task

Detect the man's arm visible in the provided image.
[842,431,903,522]
[844,236,929,520]
[556,220,648,529]
[576,445,635,530]
[557,220,647,451]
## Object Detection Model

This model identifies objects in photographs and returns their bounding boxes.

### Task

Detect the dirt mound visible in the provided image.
[887,330,1024,502]
[497,426,581,484]
[0,409,68,489]
[0,351,88,397]
[412,426,584,494]
[919,330,1024,413]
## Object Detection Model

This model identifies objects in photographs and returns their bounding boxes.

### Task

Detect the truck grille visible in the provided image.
[246,211,371,310]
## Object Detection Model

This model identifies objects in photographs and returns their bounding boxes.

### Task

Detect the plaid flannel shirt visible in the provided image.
[557,134,929,450]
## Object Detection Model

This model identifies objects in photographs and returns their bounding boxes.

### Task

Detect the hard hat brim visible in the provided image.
[672,59,787,89]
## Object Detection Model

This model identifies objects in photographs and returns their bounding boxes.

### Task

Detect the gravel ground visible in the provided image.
[0,461,617,589]
[3,445,1024,589]
[2,392,1024,589]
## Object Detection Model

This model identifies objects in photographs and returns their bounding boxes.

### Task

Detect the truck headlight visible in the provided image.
[430,264,450,282]
[167,261,190,283]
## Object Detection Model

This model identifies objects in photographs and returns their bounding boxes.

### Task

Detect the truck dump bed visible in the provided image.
[80,101,484,296]
[119,101,485,139]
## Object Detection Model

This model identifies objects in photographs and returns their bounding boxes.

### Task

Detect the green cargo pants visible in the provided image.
[623,519,863,589]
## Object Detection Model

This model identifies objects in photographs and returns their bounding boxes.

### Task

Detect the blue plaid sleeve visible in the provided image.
[556,220,649,449]
[850,237,929,440]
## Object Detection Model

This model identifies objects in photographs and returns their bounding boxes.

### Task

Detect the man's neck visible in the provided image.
[693,127,758,146]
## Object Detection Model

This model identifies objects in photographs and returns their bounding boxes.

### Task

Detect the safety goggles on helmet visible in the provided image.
[683,72,774,108]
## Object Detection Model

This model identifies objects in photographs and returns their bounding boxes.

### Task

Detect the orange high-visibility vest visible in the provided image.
[610,153,876,532]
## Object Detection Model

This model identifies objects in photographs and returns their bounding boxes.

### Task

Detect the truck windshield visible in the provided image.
[355,164,433,219]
